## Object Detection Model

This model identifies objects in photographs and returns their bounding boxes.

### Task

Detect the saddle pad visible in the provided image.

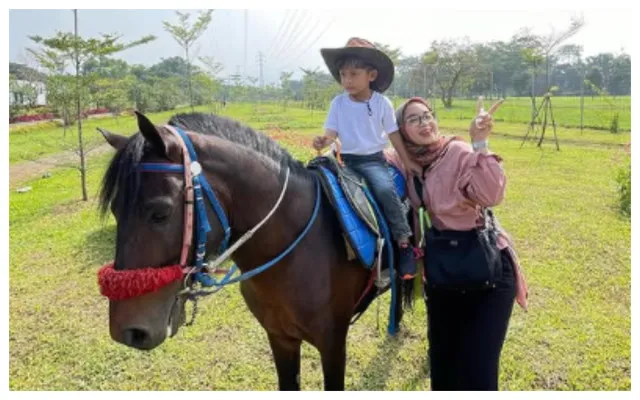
[316,166,376,267]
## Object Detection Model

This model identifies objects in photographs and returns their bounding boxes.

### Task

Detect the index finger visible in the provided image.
[487,98,505,115]
[477,96,484,114]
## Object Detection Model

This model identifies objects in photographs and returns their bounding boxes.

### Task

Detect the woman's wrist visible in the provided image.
[472,138,489,152]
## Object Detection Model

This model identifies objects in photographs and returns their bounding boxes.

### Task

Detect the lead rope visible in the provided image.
[185,293,199,327]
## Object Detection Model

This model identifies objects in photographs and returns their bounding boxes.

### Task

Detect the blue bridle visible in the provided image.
[136,126,321,289]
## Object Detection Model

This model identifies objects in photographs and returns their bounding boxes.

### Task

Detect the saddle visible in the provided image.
[307,152,408,335]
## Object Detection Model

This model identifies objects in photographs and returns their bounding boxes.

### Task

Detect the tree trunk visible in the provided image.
[546,56,550,90]
[186,47,194,112]
[74,9,88,201]
[445,70,463,109]
[531,66,537,122]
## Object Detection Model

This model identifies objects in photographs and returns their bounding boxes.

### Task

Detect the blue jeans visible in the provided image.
[342,152,413,242]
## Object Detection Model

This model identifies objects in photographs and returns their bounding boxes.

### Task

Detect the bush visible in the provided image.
[610,112,620,133]
[10,112,55,124]
[9,120,62,134]
[615,159,631,218]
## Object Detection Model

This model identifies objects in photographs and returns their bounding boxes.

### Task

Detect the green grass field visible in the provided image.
[9,103,630,390]
[9,96,630,165]
[398,96,630,132]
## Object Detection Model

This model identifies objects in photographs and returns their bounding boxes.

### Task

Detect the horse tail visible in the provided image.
[401,277,415,311]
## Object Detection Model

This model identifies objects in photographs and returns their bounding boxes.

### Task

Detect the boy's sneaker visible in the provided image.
[398,244,417,280]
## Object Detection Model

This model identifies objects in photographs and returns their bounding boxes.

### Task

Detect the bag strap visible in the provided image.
[412,173,432,248]
[412,175,426,209]
[413,168,495,233]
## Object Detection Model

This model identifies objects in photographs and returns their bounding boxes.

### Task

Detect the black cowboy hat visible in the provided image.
[320,37,395,93]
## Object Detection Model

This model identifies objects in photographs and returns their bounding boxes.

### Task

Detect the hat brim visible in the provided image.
[320,47,394,93]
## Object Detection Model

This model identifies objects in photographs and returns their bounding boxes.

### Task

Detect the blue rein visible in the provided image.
[137,126,320,289]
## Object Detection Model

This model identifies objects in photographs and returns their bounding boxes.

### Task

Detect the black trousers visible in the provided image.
[425,250,516,391]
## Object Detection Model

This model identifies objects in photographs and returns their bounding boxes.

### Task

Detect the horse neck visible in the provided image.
[198,137,317,272]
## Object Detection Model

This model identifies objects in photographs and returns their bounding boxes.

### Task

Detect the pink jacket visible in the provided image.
[384,141,529,310]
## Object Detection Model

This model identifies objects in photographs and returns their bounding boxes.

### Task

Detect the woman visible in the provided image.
[384,97,528,391]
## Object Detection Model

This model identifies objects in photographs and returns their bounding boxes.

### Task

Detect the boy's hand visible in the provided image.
[405,159,423,177]
[312,135,332,151]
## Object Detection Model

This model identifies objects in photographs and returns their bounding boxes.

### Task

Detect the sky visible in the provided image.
[8,8,633,85]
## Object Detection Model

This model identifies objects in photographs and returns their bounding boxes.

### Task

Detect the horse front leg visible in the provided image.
[319,324,348,390]
[267,333,302,390]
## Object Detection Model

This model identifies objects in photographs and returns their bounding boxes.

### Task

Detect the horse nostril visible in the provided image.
[122,328,151,349]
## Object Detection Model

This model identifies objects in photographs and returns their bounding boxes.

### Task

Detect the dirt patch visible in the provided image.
[10,143,113,189]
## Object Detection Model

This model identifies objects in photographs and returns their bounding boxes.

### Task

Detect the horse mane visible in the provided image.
[99,112,311,218]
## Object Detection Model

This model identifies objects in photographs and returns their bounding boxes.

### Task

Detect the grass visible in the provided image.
[393,96,631,132]
[8,105,630,390]
[9,97,630,165]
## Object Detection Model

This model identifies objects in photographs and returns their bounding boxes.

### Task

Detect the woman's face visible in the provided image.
[402,102,439,145]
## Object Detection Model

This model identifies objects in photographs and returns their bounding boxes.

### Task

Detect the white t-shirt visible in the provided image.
[323,91,399,155]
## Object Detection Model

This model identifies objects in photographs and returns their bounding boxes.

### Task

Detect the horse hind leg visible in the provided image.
[267,333,302,390]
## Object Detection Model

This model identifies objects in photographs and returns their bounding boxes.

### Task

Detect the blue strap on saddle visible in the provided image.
[361,186,398,336]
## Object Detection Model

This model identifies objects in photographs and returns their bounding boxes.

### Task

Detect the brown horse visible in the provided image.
[97,111,406,390]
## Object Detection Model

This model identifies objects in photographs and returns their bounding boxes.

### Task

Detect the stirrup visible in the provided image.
[374,238,389,289]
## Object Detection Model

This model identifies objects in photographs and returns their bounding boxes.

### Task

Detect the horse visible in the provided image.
[96,111,407,390]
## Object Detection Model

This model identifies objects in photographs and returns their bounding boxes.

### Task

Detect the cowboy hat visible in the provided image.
[320,37,395,93]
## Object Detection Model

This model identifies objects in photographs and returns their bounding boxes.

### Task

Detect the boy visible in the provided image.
[313,37,419,279]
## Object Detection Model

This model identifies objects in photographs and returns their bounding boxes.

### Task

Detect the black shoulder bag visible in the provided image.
[413,175,503,292]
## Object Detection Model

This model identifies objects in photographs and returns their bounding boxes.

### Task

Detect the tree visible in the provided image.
[198,55,224,78]
[609,54,631,95]
[300,67,340,111]
[373,42,403,96]
[425,38,480,108]
[279,71,294,110]
[586,53,616,93]
[521,46,545,113]
[163,10,214,111]
[90,77,131,113]
[82,56,130,79]
[585,68,604,96]
[28,9,156,201]
[516,17,584,93]
[191,72,219,106]
[198,56,224,110]
[556,44,583,65]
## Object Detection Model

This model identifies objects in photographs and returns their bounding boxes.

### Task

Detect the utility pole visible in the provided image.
[244,10,248,79]
[489,70,494,100]
[423,64,427,99]
[257,51,265,88]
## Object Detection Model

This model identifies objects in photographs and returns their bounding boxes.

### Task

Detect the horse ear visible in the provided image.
[135,111,167,156]
[97,127,128,150]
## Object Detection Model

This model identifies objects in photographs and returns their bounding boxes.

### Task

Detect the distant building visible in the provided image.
[9,79,47,106]
[9,62,47,106]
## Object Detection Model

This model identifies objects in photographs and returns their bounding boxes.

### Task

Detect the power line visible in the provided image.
[270,10,310,61]
[266,9,299,60]
[276,14,323,64]
[271,10,312,61]
[264,10,290,56]
[244,10,248,79]
[276,18,336,73]
[275,16,327,70]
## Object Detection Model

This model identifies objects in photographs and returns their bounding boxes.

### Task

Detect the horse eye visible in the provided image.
[147,205,172,224]
[150,212,170,224]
